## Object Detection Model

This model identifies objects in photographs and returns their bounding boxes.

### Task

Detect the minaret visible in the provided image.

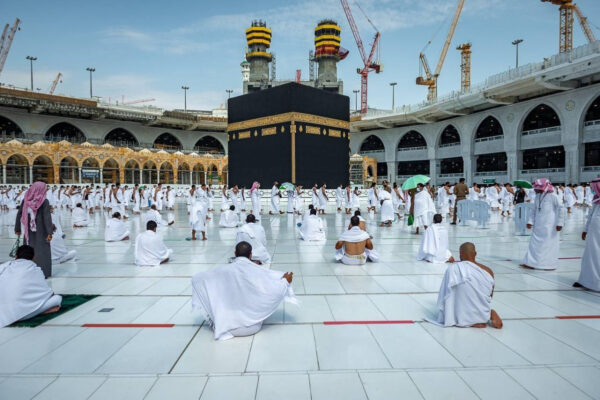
[314,20,343,91]
[240,60,250,83]
[245,20,272,91]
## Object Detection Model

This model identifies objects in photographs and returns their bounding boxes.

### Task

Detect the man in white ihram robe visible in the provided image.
[428,242,502,329]
[145,205,173,226]
[521,178,565,271]
[413,185,435,233]
[379,189,394,226]
[134,221,173,266]
[574,179,600,291]
[50,210,77,264]
[335,216,378,265]
[269,182,283,215]
[190,200,207,241]
[0,245,62,327]
[417,214,453,263]
[72,204,89,227]
[219,205,240,228]
[191,241,296,340]
[299,209,326,241]
[105,213,130,242]
[236,214,271,264]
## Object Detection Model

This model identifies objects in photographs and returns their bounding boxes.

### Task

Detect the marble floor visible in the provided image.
[0,199,598,400]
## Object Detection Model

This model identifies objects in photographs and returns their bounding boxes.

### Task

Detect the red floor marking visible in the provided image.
[82,323,174,328]
[556,315,600,320]
[558,257,582,260]
[324,320,414,325]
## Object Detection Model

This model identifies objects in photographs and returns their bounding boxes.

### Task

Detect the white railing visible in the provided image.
[474,135,503,143]
[438,173,463,178]
[397,146,427,152]
[396,175,415,180]
[521,126,561,136]
[362,41,600,120]
[581,166,600,172]
[359,149,385,154]
[584,119,600,127]
[474,171,507,176]
[439,142,460,148]
[520,168,566,174]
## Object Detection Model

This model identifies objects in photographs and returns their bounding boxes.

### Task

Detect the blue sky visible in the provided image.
[1,0,599,111]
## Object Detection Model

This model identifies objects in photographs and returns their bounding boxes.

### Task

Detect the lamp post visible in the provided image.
[389,82,397,112]
[86,67,95,98]
[512,39,523,69]
[352,89,359,112]
[26,56,37,91]
[181,86,189,112]
[226,89,233,99]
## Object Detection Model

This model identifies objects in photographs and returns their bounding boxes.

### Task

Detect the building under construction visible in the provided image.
[242,19,345,95]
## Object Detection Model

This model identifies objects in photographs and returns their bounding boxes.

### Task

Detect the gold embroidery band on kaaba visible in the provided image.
[226,112,349,132]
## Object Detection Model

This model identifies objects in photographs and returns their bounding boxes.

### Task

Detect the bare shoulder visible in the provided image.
[473,261,494,278]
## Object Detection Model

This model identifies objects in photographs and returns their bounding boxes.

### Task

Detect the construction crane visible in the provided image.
[340,0,382,115]
[416,0,465,103]
[48,72,62,95]
[541,1,596,53]
[122,98,155,105]
[0,18,21,77]
[456,43,471,93]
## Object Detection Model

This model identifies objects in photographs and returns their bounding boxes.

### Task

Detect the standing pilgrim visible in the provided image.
[574,178,600,291]
[521,178,565,270]
[270,181,283,215]
[318,184,329,214]
[411,183,436,234]
[15,182,53,278]
[250,181,262,220]
[378,188,394,227]
[336,184,344,212]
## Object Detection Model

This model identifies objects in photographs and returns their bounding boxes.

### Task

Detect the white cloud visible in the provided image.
[104,27,210,55]
[0,69,66,92]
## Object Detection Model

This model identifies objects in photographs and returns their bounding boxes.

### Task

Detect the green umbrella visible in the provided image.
[401,175,430,191]
[513,180,532,189]
[279,182,295,191]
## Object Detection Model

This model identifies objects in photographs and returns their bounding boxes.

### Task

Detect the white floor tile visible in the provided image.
[526,319,600,360]
[325,295,385,321]
[200,375,258,400]
[456,369,535,400]
[88,377,156,400]
[247,325,317,372]
[0,376,56,400]
[552,366,600,399]
[409,370,479,400]
[303,276,345,294]
[144,376,207,400]
[505,367,591,400]
[360,371,424,400]
[255,374,310,400]
[309,373,367,400]
[32,376,106,400]
[284,295,333,323]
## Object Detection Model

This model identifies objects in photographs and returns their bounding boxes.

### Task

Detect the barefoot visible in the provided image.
[490,309,503,329]
[123,236,130,241]
[42,306,60,314]
[519,264,534,270]
[447,256,455,263]
[472,323,487,328]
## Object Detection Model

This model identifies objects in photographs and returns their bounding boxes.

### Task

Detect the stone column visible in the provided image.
[506,150,518,183]
[29,165,33,184]
[173,168,178,185]
[100,168,104,184]
[157,168,160,184]
[2,164,6,184]
[78,167,82,184]
[429,159,438,185]
[119,167,125,184]
[464,155,476,185]
[565,144,580,184]
[386,161,396,183]
[189,170,193,185]
[204,171,207,185]
[53,165,60,184]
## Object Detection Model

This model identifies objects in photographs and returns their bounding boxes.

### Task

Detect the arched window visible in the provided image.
[397,160,429,176]
[124,160,140,184]
[105,128,139,147]
[153,133,182,150]
[178,162,191,184]
[142,161,157,184]
[195,136,225,154]
[440,157,464,174]
[6,154,29,184]
[398,131,426,150]
[0,116,24,140]
[522,104,561,133]
[45,122,86,143]
[192,164,205,185]
[59,156,78,183]
[584,96,600,124]
[522,146,565,170]
[476,153,507,173]
[208,164,219,185]
[81,158,100,184]
[159,162,174,184]
[475,116,503,140]
[359,135,385,153]
[33,155,54,183]
[103,159,120,184]
[439,125,460,146]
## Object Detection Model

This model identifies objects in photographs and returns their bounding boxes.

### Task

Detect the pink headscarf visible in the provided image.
[591,178,600,204]
[20,181,47,243]
[533,178,554,193]
[250,181,259,194]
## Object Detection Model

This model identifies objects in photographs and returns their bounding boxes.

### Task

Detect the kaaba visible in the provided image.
[227,82,350,188]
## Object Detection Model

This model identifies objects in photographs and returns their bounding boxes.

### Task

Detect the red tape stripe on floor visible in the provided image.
[82,323,174,328]
[556,315,600,320]
[323,320,413,325]
[558,257,582,260]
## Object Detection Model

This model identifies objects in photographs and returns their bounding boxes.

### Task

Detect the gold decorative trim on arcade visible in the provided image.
[227,112,349,132]
[262,127,276,136]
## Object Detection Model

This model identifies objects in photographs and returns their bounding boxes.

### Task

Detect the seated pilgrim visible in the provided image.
[299,208,326,241]
[145,204,174,227]
[219,205,240,228]
[50,207,77,263]
[349,210,367,231]
[134,220,173,266]
[236,214,271,265]
[335,216,378,265]
[72,203,89,227]
[191,241,295,340]
[428,242,502,329]
[105,212,130,242]
[417,214,454,263]
[0,245,62,328]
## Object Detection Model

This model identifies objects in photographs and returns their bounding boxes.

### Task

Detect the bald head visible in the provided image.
[459,242,476,262]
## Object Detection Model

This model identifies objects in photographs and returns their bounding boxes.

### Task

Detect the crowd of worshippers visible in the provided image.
[3,177,599,336]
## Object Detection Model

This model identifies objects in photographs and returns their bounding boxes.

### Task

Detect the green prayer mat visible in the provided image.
[10,294,98,328]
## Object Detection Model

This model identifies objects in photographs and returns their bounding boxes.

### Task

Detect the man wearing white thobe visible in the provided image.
[379,189,394,226]
[236,214,271,264]
[521,178,565,271]
[428,242,502,329]
[190,199,207,240]
[417,214,454,263]
[191,241,295,340]
[0,245,62,327]
[336,185,343,211]
[269,182,283,215]
[105,212,130,242]
[219,205,240,228]
[574,179,600,291]
[72,204,89,227]
[412,184,436,234]
[299,209,326,241]
[50,209,77,263]
[134,221,173,266]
